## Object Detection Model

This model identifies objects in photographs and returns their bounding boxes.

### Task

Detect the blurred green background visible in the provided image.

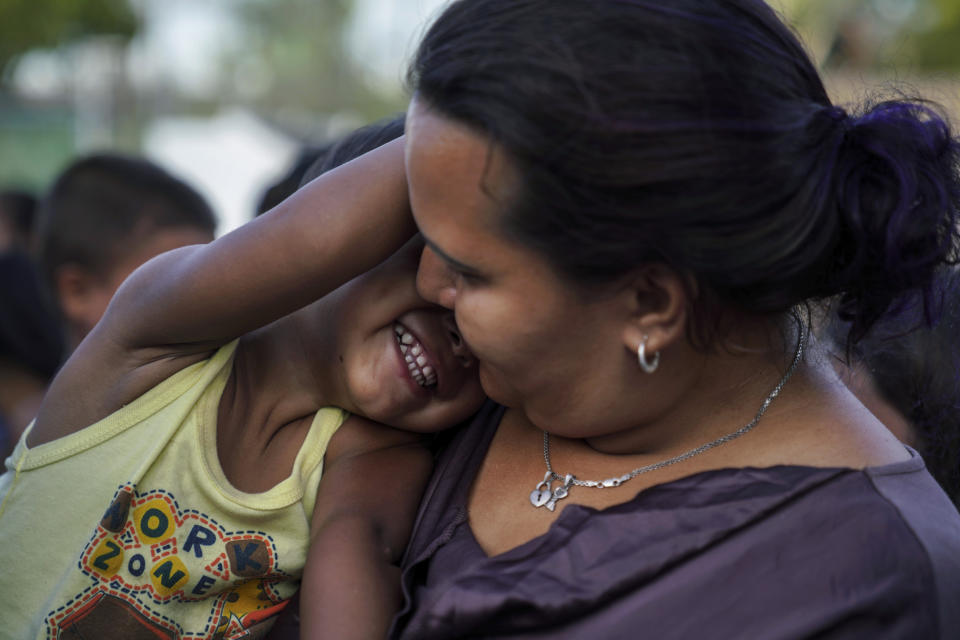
[1,0,958,230]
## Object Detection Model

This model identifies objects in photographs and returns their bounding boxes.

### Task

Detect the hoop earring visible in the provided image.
[638,335,660,374]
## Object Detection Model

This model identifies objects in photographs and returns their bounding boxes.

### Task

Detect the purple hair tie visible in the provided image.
[825,105,853,132]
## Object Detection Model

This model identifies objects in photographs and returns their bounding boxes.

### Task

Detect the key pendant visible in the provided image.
[544,474,575,512]
[529,471,554,508]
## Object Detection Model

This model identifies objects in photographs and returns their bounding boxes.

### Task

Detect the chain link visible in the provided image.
[543,322,807,490]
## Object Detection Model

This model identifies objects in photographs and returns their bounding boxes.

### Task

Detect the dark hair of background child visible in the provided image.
[35,152,217,288]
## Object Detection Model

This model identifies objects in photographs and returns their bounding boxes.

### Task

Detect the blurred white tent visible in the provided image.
[144,108,298,234]
[132,0,449,235]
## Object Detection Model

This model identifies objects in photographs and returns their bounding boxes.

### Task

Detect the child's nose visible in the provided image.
[442,313,474,367]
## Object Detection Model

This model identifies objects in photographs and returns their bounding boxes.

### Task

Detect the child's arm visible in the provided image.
[299,416,433,639]
[105,137,413,350]
[32,139,413,445]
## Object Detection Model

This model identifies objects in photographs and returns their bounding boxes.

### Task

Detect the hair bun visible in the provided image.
[827,99,960,342]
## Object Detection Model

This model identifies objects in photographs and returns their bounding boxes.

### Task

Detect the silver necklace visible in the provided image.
[529,326,807,511]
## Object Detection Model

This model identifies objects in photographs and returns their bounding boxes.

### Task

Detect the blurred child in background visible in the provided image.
[35,153,217,354]
[0,189,38,253]
[1,156,216,459]
[0,251,63,459]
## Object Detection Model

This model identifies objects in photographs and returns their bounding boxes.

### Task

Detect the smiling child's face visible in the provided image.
[307,235,486,433]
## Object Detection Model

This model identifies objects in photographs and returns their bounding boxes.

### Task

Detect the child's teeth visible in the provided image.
[395,323,438,388]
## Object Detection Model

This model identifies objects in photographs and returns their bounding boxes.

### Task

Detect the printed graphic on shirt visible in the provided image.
[44,485,293,639]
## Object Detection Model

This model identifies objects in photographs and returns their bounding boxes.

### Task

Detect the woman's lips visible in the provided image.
[394,323,438,387]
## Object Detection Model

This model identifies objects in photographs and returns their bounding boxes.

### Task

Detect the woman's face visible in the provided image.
[405,98,640,438]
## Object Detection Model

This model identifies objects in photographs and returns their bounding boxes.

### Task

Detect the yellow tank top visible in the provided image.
[0,341,346,639]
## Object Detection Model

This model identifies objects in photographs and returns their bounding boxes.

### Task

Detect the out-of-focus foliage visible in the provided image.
[912,0,960,70]
[778,0,960,72]
[0,0,137,72]
[232,0,400,133]
[774,0,854,66]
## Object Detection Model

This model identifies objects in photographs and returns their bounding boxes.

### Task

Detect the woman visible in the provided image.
[389,0,960,637]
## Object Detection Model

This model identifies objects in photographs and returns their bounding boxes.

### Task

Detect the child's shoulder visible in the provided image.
[309,413,433,540]
[327,414,428,463]
[28,324,219,448]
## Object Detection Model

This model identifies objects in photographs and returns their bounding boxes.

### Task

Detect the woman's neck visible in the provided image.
[588,353,800,456]
[580,321,803,457]
[559,331,907,471]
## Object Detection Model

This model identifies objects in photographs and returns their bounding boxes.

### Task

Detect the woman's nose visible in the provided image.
[442,313,474,367]
[417,246,457,309]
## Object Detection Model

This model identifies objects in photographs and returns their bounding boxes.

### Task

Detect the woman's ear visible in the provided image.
[620,264,690,358]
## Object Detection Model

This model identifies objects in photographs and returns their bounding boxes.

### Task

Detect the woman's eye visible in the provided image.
[454,269,482,286]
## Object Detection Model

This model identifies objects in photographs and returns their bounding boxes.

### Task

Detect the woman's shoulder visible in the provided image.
[751,458,960,635]
[631,459,959,634]
[399,458,958,639]
[860,450,960,629]
[638,455,959,568]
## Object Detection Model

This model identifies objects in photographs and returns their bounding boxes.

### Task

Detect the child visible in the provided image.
[36,153,218,355]
[0,117,486,639]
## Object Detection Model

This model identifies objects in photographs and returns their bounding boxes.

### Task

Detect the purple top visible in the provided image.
[390,402,960,639]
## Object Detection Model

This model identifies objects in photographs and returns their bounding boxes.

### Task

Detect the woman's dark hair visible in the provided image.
[410,0,960,347]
